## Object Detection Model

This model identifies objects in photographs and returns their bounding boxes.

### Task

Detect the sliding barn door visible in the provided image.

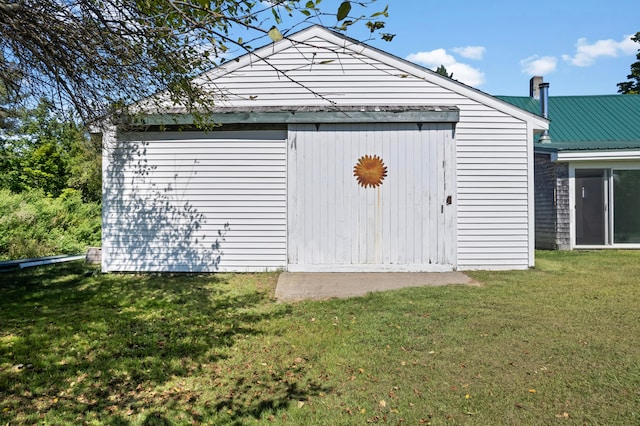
[287,122,456,272]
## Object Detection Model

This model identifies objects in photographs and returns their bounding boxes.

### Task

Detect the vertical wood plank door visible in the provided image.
[287,123,457,272]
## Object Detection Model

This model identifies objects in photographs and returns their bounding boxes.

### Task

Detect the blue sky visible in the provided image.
[348,0,639,96]
[265,0,639,96]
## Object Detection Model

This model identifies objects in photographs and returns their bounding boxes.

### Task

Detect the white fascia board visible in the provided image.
[306,27,549,130]
[554,150,640,162]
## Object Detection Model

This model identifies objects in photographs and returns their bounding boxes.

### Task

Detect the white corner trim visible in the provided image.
[526,123,535,267]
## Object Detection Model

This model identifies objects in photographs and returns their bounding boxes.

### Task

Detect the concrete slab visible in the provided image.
[275,272,478,301]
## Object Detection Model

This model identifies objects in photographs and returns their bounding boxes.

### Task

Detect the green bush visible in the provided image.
[0,188,101,260]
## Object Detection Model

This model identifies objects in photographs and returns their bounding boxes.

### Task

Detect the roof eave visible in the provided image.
[127,105,461,127]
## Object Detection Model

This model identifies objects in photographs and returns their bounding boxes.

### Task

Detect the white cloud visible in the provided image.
[406,48,486,87]
[407,49,455,67]
[562,34,636,67]
[520,55,558,75]
[453,46,485,60]
[619,34,639,55]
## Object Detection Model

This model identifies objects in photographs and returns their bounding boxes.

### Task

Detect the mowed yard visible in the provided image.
[1,251,639,425]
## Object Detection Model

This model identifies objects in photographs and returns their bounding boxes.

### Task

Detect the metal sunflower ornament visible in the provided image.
[353,155,387,188]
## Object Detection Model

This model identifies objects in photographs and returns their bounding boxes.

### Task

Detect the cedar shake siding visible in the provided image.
[534,153,569,250]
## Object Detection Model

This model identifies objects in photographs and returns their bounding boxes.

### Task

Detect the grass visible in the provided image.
[1,251,640,425]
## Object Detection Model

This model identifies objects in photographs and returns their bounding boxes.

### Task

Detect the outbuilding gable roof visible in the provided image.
[497,94,640,152]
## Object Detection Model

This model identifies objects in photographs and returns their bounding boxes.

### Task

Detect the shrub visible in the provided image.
[0,188,101,260]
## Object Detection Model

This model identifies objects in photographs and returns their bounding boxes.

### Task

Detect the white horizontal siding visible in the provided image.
[102,130,287,272]
[455,110,531,270]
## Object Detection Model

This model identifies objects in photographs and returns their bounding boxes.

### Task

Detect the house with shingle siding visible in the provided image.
[500,80,640,249]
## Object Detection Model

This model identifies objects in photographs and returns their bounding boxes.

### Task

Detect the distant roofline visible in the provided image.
[498,94,631,98]
[498,94,640,152]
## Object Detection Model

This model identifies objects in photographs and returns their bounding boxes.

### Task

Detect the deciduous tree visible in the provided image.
[0,0,392,123]
[0,101,100,200]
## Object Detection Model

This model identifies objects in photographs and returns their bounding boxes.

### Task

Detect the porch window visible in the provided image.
[613,170,640,243]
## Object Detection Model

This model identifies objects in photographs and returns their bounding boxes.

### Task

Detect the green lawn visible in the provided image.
[1,251,639,425]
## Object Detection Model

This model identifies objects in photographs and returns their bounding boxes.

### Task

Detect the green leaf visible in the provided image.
[336,20,354,31]
[371,5,389,18]
[337,1,351,21]
[271,8,282,25]
[381,33,395,42]
[300,9,311,16]
[268,26,283,42]
[305,1,314,8]
[366,21,385,33]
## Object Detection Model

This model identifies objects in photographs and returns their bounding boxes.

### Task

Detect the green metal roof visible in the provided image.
[497,94,640,152]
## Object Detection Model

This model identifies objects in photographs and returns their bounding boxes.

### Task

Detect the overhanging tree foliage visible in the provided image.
[0,0,393,123]
[617,32,640,94]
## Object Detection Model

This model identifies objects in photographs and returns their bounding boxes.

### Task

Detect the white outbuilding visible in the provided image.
[100,25,548,273]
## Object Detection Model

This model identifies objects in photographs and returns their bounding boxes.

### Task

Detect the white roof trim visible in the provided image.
[197,25,549,130]
[552,150,640,162]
